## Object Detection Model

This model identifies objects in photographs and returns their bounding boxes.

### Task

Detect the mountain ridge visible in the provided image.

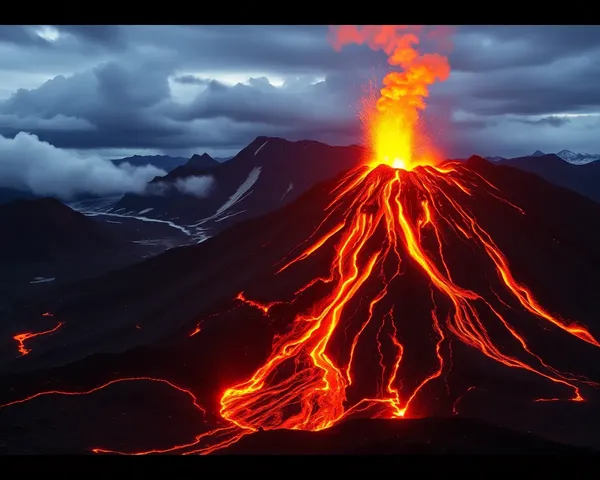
[486,149,600,165]
[497,153,600,204]
[111,154,189,172]
[149,152,220,184]
[97,136,365,243]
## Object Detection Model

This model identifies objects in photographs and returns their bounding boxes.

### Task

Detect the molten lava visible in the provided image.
[13,318,64,357]
[1,26,599,455]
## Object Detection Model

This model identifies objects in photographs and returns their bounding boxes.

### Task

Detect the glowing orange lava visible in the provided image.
[1,25,598,456]
[82,159,598,455]
[331,25,451,171]
[13,319,64,357]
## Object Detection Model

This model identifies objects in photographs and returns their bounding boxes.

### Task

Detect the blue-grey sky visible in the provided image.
[1,25,599,164]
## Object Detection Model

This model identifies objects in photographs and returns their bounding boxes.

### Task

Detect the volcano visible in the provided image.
[1,153,600,455]
[2,24,600,457]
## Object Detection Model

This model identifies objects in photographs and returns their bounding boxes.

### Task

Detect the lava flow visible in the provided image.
[1,26,599,455]
[13,316,64,357]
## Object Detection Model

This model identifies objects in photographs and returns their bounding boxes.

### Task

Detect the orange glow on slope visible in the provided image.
[16,160,592,456]
[13,320,64,357]
[330,25,450,171]
[209,164,599,436]
[1,26,599,456]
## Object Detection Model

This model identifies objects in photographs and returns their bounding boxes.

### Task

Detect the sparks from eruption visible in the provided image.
[336,25,451,171]
[1,25,599,456]
[13,320,64,357]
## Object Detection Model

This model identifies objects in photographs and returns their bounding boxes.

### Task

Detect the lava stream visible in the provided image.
[13,320,64,357]
[2,162,599,455]
[212,163,600,440]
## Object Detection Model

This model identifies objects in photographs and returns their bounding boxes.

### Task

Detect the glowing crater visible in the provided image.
[391,158,407,170]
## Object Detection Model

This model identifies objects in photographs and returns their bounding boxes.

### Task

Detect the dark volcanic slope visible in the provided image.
[1,156,600,454]
[218,417,593,454]
[0,197,115,264]
[499,153,600,204]
[0,198,150,300]
[0,187,39,205]
[110,137,363,241]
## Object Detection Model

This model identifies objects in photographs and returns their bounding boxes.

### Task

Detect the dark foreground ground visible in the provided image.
[1,353,599,455]
[219,417,597,454]
[0,388,595,455]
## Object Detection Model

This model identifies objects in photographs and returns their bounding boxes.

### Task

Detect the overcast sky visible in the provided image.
[1,25,600,162]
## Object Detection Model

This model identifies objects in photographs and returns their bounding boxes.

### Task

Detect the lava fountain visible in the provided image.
[332,25,451,171]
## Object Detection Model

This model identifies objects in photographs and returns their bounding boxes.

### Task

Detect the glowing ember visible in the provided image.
[1,25,598,456]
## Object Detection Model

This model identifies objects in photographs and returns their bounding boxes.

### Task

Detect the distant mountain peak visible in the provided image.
[555,150,600,165]
[243,136,363,161]
[189,153,218,168]
[149,152,220,184]
[532,150,546,157]
[111,154,188,173]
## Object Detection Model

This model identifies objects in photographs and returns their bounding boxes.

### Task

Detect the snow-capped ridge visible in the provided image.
[555,150,600,165]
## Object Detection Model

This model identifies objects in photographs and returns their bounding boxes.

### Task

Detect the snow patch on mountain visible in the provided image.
[486,149,600,166]
[82,211,192,236]
[30,276,55,284]
[255,140,269,156]
[68,196,123,213]
[189,166,262,228]
[281,182,294,201]
[214,210,246,223]
[556,150,600,165]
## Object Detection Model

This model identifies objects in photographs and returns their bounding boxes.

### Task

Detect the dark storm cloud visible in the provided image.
[453,56,600,117]
[0,54,366,151]
[54,25,125,48]
[1,25,599,160]
[173,75,211,85]
[517,116,572,128]
[175,74,360,126]
[122,25,385,73]
[0,26,50,47]
[451,26,600,72]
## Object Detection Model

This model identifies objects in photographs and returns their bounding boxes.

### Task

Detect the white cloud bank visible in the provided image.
[174,175,215,198]
[0,131,167,199]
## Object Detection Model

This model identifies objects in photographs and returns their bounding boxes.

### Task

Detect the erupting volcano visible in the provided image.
[1,26,599,455]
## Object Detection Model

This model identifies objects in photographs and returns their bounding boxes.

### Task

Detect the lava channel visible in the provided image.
[9,160,593,456]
